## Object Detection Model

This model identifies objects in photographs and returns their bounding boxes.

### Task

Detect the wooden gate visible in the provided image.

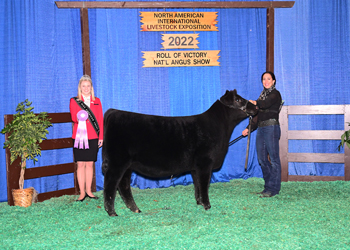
[280,105,350,182]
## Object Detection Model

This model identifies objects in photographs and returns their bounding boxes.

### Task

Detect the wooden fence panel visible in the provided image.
[4,112,96,205]
[280,105,350,182]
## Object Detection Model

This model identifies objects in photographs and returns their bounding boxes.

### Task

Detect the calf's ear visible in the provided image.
[233,89,237,95]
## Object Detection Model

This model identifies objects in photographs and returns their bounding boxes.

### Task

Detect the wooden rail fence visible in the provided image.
[4,112,96,206]
[280,105,350,182]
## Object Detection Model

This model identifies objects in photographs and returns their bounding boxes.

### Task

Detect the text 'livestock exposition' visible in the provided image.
[140,12,218,31]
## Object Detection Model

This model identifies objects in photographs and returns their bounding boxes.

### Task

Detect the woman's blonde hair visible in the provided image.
[77,75,95,101]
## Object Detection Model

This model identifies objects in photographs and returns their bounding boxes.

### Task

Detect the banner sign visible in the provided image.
[161,34,199,49]
[140,12,218,31]
[142,50,220,67]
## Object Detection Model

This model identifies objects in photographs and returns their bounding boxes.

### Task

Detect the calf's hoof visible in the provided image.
[108,212,118,217]
[203,204,211,210]
[129,206,142,213]
[106,209,118,216]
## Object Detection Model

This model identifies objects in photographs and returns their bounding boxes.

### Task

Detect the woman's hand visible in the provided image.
[242,128,249,137]
[98,140,103,148]
[249,100,257,105]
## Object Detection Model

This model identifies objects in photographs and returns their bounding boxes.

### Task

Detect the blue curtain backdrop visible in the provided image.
[0,0,349,202]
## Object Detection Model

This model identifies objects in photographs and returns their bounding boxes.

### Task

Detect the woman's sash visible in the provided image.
[72,97,100,137]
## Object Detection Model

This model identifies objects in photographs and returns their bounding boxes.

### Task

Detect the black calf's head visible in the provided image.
[219,90,258,116]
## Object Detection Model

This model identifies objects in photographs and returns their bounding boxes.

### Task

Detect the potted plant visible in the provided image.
[338,122,350,151]
[1,99,52,207]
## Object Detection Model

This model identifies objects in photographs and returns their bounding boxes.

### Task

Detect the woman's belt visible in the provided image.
[258,119,279,127]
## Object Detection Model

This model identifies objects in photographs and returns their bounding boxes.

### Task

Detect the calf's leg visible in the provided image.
[103,166,125,216]
[197,169,212,210]
[191,170,201,205]
[118,169,141,213]
[192,156,213,210]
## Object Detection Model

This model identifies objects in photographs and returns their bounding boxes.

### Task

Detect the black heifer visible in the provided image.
[102,90,258,216]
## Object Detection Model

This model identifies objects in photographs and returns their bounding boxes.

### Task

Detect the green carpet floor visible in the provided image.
[1,178,350,249]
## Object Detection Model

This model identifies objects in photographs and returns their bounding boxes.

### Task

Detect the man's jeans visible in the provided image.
[256,125,281,195]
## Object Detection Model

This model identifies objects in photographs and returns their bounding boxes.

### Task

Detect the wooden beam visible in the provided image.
[80,8,91,76]
[37,188,76,202]
[4,112,72,124]
[24,163,76,180]
[47,112,72,123]
[56,1,295,9]
[266,7,274,72]
[288,153,344,164]
[40,138,74,150]
[287,105,345,115]
[288,130,345,140]
[288,175,344,182]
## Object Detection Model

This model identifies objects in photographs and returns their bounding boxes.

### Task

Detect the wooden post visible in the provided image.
[344,105,350,181]
[5,115,20,206]
[279,106,288,182]
[266,7,274,72]
[80,7,91,77]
